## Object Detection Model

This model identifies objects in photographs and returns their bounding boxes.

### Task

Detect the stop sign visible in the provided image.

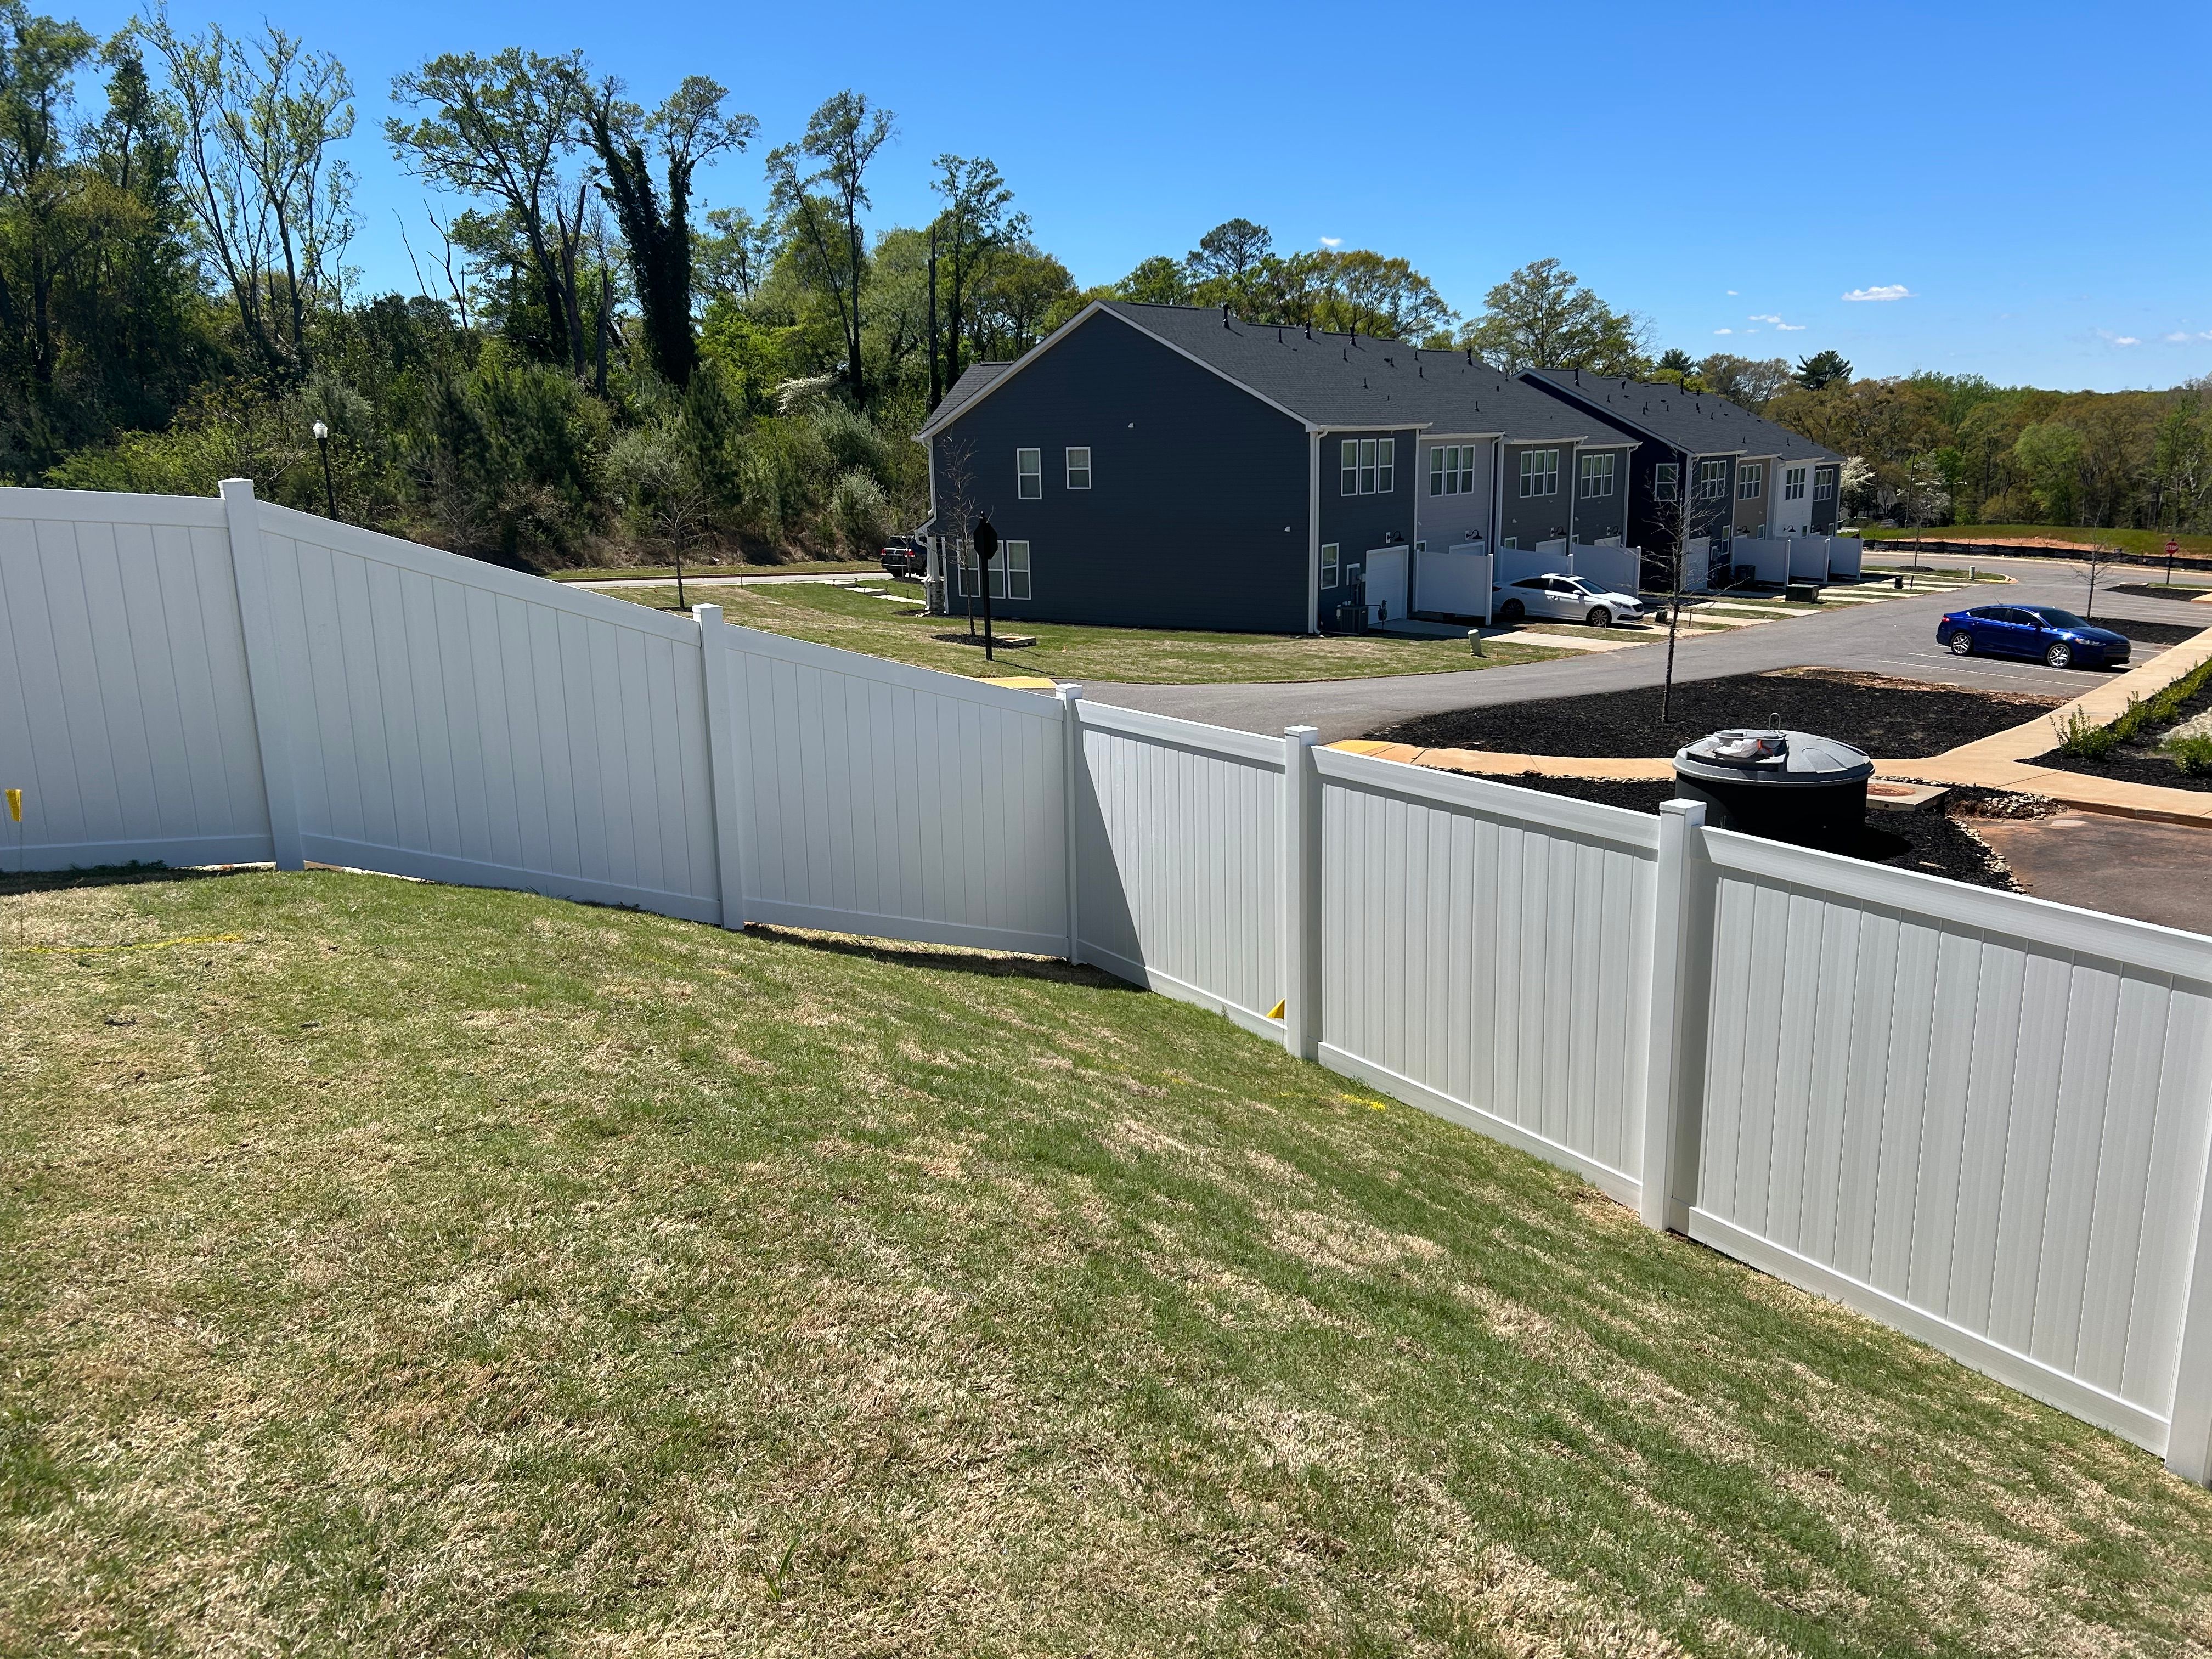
[2170,539,2183,557]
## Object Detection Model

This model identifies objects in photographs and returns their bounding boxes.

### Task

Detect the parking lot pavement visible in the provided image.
[1973,812,2212,935]
[1086,552,2212,741]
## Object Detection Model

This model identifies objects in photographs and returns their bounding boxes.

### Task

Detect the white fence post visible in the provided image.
[1058,682,1084,964]
[693,604,749,930]
[2165,1145,2212,1483]
[1281,726,1321,1058]
[1638,798,1708,1231]
[219,478,303,871]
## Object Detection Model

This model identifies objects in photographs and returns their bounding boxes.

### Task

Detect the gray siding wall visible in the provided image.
[1317,428,1419,617]
[1410,433,1495,552]
[1733,455,1775,538]
[929,312,1311,633]
[1812,464,1841,533]
[1499,440,1577,546]
[1622,445,1737,563]
[1567,444,1631,544]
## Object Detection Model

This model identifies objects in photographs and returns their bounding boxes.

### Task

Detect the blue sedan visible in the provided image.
[1937,605,2132,669]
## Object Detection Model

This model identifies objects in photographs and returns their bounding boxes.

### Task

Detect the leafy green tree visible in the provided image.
[968,244,1073,359]
[2013,421,2084,523]
[1791,348,1852,390]
[140,11,356,380]
[578,70,753,388]
[386,49,592,379]
[1699,353,1788,410]
[927,153,1020,407]
[1460,258,1643,374]
[766,90,888,404]
[1184,217,1270,283]
[1650,348,1703,391]
[1114,255,1188,307]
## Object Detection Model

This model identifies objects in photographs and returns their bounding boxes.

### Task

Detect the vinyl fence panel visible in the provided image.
[250,503,724,923]
[716,624,1069,957]
[1311,748,1660,1204]
[1688,827,2212,1454]
[0,489,273,870]
[1073,701,1284,1034]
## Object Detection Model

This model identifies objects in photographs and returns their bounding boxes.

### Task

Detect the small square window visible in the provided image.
[1016,448,1041,498]
[1065,447,1091,490]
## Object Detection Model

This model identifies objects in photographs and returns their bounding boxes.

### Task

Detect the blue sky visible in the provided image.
[72,0,2212,392]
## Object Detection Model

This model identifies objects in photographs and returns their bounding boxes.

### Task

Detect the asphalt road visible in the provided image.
[1085,555,2209,741]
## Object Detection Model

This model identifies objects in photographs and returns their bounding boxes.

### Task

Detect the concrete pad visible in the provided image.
[1487,630,1643,653]
[1973,813,2212,935]
[1866,780,1950,811]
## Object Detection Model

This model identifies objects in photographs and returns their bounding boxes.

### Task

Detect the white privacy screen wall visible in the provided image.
[1688,828,2212,1455]
[252,501,725,922]
[14,482,2212,1480]
[0,492,273,870]
[1072,701,1284,1034]
[1312,747,1657,1205]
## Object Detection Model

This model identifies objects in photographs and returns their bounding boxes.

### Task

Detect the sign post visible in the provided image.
[2170,539,2182,588]
[973,515,1000,664]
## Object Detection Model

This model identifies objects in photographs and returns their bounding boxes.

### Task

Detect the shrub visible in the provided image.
[827,468,891,555]
[2167,734,2212,776]
[2052,707,2123,759]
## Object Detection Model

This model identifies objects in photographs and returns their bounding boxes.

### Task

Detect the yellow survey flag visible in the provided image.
[4,788,18,822]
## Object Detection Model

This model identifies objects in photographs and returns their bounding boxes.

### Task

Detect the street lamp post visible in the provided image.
[312,420,337,519]
[972,514,1000,664]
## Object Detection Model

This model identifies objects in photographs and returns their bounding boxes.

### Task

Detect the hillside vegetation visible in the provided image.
[7,867,2212,1654]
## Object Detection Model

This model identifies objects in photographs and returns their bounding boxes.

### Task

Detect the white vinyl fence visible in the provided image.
[10,482,2212,1483]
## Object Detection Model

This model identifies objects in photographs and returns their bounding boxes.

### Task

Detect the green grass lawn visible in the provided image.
[8,868,2212,1654]
[1860,524,2212,558]
[544,557,874,582]
[603,580,1570,684]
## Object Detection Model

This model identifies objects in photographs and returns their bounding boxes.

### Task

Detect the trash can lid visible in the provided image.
[1673,727,1874,786]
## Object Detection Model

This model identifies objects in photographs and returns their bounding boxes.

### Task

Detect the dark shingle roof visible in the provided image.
[919,302,1639,445]
[929,361,1011,428]
[1520,370,1842,464]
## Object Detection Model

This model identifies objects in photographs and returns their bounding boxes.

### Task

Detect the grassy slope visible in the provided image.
[602,581,1567,684]
[1860,525,2212,558]
[7,870,2212,1655]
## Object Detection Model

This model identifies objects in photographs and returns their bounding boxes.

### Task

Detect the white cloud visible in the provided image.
[1713,327,1733,335]
[2096,329,2142,347]
[1748,312,1807,332]
[2164,331,2212,343]
[1841,284,1912,302]
[1318,236,1342,248]
[1777,321,1806,331]
[1726,289,1738,296]
[1748,313,1781,323]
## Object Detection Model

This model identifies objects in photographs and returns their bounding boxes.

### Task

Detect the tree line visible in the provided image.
[1,5,2201,567]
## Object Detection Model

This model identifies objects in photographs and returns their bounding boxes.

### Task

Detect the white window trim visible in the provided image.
[1341,436,1395,495]
[1578,452,1616,500]
[1064,447,1091,490]
[1653,462,1679,502]
[1321,541,1340,589]
[1784,465,1807,501]
[1016,447,1042,499]
[1519,449,1559,498]
[1738,462,1764,501]
[998,539,1031,600]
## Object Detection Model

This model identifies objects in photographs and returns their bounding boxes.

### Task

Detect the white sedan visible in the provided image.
[1492,573,1647,628]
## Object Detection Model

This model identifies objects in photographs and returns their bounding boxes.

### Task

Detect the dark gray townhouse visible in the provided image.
[915,301,1640,634]
[1517,370,1845,564]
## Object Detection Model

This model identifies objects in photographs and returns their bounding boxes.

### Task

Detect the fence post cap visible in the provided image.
[1055,681,1084,702]
[1658,797,1707,824]
[691,602,723,624]
[1284,725,1321,744]
[217,477,256,500]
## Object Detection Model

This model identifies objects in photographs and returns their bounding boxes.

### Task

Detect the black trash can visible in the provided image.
[1672,728,1874,853]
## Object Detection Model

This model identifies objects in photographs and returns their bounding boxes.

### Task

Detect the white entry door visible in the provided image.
[1364,545,1408,622]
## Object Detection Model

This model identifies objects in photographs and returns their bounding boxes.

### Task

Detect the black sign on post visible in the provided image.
[972,514,1000,664]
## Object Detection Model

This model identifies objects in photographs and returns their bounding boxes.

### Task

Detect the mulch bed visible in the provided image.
[2086,616,2206,647]
[1497,775,2033,892]
[1369,669,2063,761]
[2109,583,2212,605]
[2029,663,2212,793]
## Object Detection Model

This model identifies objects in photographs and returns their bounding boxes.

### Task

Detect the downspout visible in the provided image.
[1307,430,1322,635]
